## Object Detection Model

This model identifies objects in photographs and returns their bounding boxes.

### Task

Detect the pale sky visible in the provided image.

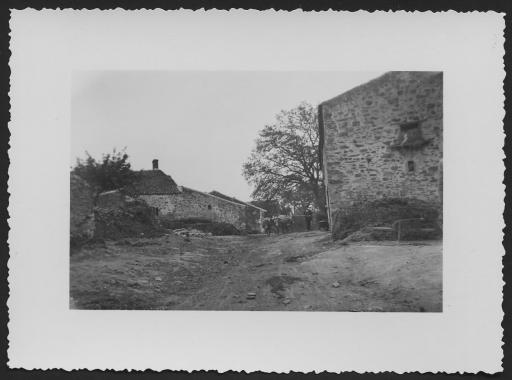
[71,71,383,200]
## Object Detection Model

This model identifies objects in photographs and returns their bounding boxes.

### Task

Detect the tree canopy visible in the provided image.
[243,102,325,214]
[71,148,135,193]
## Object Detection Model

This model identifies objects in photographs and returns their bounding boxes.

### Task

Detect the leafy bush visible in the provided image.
[72,148,135,193]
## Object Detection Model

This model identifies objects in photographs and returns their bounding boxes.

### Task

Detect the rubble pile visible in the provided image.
[161,217,241,236]
[172,228,213,238]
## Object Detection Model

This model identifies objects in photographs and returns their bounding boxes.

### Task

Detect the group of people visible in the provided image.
[262,206,314,236]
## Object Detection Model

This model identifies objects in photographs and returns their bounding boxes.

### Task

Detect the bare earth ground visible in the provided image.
[70,231,442,312]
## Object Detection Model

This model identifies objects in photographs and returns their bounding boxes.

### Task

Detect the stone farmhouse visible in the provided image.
[318,71,443,229]
[124,159,266,232]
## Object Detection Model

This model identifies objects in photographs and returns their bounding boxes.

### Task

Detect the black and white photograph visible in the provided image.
[7,9,504,372]
[70,71,443,312]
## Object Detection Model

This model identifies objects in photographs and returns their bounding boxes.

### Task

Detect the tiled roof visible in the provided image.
[124,170,181,195]
[209,190,246,205]
[209,190,266,211]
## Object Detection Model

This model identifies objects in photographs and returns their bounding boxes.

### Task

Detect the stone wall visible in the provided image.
[138,188,263,232]
[96,189,131,211]
[244,206,264,232]
[70,174,95,242]
[93,194,164,240]
[320,72,443,225]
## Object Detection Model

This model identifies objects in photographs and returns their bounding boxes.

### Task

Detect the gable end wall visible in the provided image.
[321,72,443,220]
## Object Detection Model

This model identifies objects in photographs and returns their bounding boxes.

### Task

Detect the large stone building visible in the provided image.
[318,71,443,229]
[124,160,266,232]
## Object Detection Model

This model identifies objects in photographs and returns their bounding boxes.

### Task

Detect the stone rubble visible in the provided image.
[172,228,213,238]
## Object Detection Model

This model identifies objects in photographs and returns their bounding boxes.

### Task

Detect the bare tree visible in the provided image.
[243,102,325,214]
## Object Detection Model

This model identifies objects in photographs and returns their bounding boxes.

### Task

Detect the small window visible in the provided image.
[393,121,429,149]
[207,205,212,210]
[400,122,422,144]
[407,160,415,172]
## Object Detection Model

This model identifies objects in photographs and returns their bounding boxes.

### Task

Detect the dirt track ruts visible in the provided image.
[70,231,442,312]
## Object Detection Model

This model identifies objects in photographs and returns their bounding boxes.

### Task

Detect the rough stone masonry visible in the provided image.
[138,186,260,232]
[70,174,95,242]
[124,160,266,233]
[319,71,443,229]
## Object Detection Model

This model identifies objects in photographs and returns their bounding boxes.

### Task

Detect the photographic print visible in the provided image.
[8,9,503,372]
[70,71,443,312]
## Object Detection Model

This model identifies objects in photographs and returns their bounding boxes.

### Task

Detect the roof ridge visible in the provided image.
[125,168,181,195]
[209,190,267,211]
[319,71,441,107]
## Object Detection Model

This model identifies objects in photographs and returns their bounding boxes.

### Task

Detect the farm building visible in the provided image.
[318,71,443,238]
[123,160,266,233]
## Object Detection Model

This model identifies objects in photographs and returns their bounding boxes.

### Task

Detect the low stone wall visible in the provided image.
[93,197,164,240]
[70,174,95,243]
[96,189,132,211]
[331,197,440,241]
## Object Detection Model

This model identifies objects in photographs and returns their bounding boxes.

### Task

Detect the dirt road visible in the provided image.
[70,231,442,312]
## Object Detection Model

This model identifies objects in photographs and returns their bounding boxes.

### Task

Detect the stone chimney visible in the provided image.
[152,159,159,170]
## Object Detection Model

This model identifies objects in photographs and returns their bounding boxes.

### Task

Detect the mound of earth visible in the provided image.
[93,198,165,241]
[331,197,441,241]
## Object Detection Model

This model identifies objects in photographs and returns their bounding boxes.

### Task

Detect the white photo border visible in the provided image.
[7,9,505,373]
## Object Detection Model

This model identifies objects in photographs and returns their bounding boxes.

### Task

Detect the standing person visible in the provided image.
[304,206,313,231]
